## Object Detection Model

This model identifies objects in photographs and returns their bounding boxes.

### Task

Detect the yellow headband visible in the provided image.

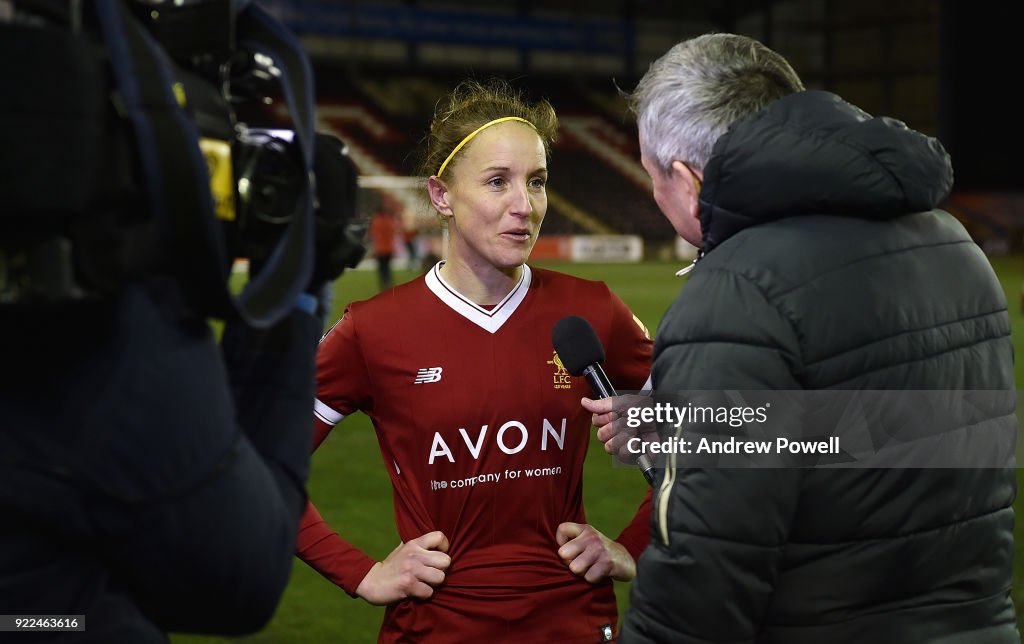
[436,116,537,177]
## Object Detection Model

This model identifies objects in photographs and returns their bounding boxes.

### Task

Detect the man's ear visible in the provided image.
[669,160,702,198]
[427,176,453,218]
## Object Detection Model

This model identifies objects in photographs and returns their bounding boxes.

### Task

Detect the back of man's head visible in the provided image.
[630,33,804,175]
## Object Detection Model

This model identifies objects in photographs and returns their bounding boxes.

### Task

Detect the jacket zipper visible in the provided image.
[656,421,687,546]
[659,248,704,544]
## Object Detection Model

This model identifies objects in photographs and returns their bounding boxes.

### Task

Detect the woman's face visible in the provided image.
[436,121,548,274]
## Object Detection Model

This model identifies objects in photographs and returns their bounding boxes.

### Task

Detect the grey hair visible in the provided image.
[630,33,804,174]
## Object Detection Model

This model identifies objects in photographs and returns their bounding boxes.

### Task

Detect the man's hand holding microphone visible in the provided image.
[552,315,658,482]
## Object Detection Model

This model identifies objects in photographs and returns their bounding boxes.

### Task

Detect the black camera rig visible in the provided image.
[0,0,366,326]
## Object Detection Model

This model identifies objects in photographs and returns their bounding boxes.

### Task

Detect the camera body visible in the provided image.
[0,0,364,324]
[141,0,314,267]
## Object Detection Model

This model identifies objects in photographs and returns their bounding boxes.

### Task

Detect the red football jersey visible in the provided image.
[298,264,652,643]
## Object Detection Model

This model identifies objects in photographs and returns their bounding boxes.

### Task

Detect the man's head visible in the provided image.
[630,33,804,245]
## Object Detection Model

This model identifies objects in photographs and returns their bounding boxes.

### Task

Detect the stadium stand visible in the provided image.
[312,67,674,245]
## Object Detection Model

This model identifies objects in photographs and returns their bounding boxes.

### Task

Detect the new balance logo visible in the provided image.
[414,367,443,384]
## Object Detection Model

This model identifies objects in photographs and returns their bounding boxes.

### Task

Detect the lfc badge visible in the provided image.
[547,351,573,390]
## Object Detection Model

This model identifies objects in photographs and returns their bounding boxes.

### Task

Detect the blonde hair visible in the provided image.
[419,78,558,180]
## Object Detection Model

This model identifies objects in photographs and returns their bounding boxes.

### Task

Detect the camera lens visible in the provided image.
[234,129,305,261]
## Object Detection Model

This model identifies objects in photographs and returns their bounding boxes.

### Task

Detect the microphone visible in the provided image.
[552,315,656,486]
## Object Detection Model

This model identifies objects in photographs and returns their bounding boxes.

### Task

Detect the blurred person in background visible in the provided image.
[296,78,654,643]
[401,214,421,272]
[586,33,1017,643]
[369,204,398,291]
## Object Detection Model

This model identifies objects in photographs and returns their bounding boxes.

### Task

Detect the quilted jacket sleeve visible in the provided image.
[622,266,803,644]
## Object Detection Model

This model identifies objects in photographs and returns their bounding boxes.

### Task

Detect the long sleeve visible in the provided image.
[134,304,321,633]
[296,501,378,596]
[220,303,322,525]
[295,306,379,594]
[1,284,326,637]
[622,266,804,644]
[602,286,654,392]
[602,286,655,562]
[615,488,652,561]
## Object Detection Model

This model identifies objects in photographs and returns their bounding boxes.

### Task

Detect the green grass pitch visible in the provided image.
[173,257,1024,643]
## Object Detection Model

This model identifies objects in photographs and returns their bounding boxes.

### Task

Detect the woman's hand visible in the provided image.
[355,531,451,605]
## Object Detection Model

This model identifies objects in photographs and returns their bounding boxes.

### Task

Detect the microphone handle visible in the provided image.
[582,363,616,398]
[582,364,656,486]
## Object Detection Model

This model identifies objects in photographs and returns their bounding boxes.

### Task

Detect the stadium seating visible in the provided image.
[313,67,675,245]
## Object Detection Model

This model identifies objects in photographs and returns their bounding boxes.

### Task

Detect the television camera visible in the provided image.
[0,0,366,326]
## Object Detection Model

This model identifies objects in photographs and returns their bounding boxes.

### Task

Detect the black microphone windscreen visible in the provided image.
[551,315,605,376]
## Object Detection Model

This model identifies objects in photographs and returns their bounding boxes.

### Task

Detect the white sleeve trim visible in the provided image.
[314,398,345,426]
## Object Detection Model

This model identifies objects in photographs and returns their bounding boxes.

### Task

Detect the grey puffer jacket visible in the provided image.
[622,91,1017,644]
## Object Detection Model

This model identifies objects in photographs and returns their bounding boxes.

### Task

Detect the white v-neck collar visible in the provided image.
[424,262,532,334]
